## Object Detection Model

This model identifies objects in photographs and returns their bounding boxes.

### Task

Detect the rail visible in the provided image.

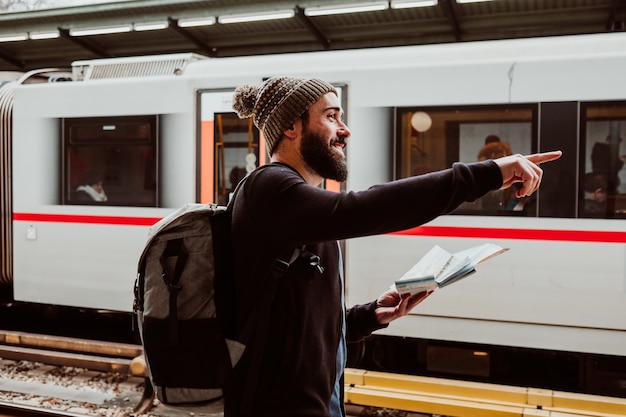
[2,331,625,417]
[0,330,153,415]
[345,368,626,417]
[0,401,92,417]
[0,330,141,374]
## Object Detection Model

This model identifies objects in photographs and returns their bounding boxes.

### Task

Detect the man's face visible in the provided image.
[300,93,350,182]
[593,188,607,203]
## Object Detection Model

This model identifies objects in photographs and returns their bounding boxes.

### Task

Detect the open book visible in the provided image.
[394,243,509,296]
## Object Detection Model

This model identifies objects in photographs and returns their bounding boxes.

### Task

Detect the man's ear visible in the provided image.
[284,122,298,139]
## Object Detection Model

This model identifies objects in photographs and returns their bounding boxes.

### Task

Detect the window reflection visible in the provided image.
[581,102,626,218]
[395,105,536,216]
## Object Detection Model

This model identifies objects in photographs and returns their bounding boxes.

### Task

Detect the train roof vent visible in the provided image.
[72,53,208,81]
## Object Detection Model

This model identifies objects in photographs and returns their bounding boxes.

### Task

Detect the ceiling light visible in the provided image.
[219,9,295,24]
[0,33,28,42]
[391,0,438,8]
[29,30,60,40]
[177,16,216,28]
[69,25,132,36]
[410,111,433,132]
[134,21,169,31]
[304,1,389,16]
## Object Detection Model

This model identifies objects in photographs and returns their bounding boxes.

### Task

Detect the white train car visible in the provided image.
[2,32,626,396]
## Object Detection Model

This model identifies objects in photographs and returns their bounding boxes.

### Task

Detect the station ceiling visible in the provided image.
[0,0,624,72]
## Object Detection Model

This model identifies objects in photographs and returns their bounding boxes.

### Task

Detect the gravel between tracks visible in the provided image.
[0,358,150,416]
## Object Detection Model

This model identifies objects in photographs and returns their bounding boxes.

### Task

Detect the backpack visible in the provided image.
[133,190,298,406]
[133,203,234,405]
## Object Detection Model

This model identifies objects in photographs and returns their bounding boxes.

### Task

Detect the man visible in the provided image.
[228,76,561,417]
[591,136,624,194]
[583,172,608,216]
[73,172,108,203]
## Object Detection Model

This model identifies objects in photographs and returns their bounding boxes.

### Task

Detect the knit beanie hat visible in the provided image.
[232,76,337,155]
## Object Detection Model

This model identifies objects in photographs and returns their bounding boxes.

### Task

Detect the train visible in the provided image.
[1,32,625,398]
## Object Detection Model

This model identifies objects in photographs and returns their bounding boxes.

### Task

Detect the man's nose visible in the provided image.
[338,120,351,138]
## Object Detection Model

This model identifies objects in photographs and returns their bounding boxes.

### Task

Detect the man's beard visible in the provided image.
[300,129,348,182]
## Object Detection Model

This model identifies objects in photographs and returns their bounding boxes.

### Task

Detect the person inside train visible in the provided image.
[582,172,608,217]
[73,172,108,203]
[227,76,562,417]
[591,135,625,195]
[484,133,502,145]
[226,166,248,204]
[477,139,514,211]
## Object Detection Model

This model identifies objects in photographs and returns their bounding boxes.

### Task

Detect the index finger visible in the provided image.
[526,150,562,165]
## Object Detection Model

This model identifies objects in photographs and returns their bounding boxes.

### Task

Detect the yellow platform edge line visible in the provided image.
[346,385,525,417]
[552,390,626,415]
[345,368,626,417]
[362,369,528,405]
[346,386,626,417]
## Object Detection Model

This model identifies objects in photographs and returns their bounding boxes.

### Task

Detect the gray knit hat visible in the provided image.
[232,76,337,155]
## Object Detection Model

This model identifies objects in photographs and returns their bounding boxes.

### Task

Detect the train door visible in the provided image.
[197,89,262,205]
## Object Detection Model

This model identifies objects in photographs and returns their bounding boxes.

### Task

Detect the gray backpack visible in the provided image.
[133,203,239,404]
[133,198,298,406]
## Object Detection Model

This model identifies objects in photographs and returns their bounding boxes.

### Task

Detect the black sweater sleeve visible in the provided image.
[346,301,388,342]
[243,160,502,246]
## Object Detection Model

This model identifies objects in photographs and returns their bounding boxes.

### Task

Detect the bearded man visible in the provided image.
[226,76,561,417]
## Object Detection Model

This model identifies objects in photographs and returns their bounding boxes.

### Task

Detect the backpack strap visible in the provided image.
[159,237,188,346]
[238,246,309,416]
[238,247,300,343]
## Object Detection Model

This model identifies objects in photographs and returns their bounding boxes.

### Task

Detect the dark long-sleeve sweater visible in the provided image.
[225,161,502,417]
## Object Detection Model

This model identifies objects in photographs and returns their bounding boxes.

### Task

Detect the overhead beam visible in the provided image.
[294,6,331,49]
[0,48,25,70]
[58,28,111,58]
[167,18,217,57]
[441,0,462,41]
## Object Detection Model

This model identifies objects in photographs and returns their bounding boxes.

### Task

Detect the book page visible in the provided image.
[394,245,450,295]
[461,242,509,264]
[394,243,509,294]
[436,254,471,281]
[398,245,451,280]
[437,243,509,287]
[394,276,437,295]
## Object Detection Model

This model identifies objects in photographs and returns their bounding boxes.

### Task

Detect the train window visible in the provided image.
[395,105,536,216]
[580,101,626,218]
[214,113,260,205]
[62,115,158,207]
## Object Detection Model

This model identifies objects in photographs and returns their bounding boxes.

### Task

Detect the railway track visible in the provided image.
[0,328,420,417]
[0,330,150,416]
[0,400,94,417]
[0,330,142,373]
[1,329,625,417]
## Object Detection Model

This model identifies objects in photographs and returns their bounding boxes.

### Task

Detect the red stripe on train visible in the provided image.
[13,212,161,226]
[392,226,626,243]
[12,212,626,243]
